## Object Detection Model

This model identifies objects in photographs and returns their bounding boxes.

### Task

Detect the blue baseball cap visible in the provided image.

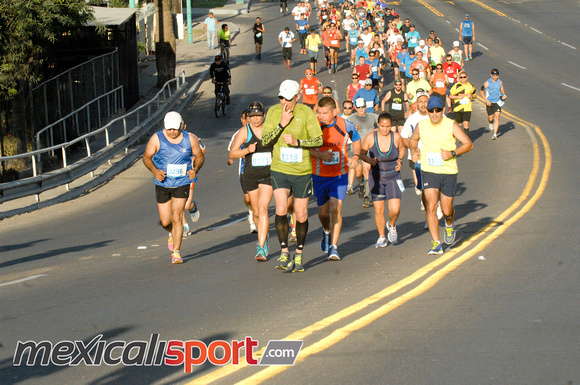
[427,96,444,110]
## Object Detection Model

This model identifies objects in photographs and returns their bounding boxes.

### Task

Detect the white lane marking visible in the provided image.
[112,254,121,256]
[138,246,147,249]
[454,28,459,32]
[561,42,576,49]
[477,43,489,50]
[0,274,47,288]
[530,27,543,34]
[508,61,527,69]
[208,216,247,231]
[511,18,521,23]
[562,83,580,92]
[446,20,451,24]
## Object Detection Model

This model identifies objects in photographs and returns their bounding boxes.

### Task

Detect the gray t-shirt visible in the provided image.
[347,113,378,141]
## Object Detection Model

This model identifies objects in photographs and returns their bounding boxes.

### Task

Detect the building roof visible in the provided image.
[86,6,137,27]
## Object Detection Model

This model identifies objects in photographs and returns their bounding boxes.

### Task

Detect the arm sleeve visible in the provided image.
[300,110,323,148]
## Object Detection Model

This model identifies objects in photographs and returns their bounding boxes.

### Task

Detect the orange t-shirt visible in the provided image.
[431,72,447,95]
[301,77,320,105]
[328,30,340,48]
[312,117,350,177]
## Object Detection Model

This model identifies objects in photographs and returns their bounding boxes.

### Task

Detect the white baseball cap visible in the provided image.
[419,39,425,45]
[453,40,460,47]
[164,111,183,130]
[355,97,366,108]
[278,80,300,100]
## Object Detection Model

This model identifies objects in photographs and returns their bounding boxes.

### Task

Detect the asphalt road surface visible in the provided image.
[1,0,578,384]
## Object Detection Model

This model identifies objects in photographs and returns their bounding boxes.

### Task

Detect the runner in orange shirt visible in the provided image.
[299,68,323,109]
[327,22,343,73]
[429,64,449,112]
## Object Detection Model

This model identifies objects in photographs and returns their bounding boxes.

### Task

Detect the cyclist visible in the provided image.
[217,24,231,63]
[280,0,288,14]
[209,55,231,105]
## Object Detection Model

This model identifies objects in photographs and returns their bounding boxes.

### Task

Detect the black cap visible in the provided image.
[215,55,222,61]
[491,69,499,75]
[248,101,265,116]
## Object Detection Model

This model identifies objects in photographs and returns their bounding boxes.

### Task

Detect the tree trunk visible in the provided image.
[155,0,176,88]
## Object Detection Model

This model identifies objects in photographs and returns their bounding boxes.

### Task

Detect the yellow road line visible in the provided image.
[471,0,506,16]
[417,0,444,17]
[188,111,550,384]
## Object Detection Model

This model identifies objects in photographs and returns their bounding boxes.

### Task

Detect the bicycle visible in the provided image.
[280,0,287,16]
[214,82,228,117]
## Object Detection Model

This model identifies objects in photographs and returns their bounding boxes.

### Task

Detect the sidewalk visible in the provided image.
[0,1,246,220]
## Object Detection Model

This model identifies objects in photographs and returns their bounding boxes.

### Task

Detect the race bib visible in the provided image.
[280,147,302,163]
[426,152,444,166]
[372,66,378,72]
[436,81,444,88]
[410,37,417,43]
[391,103,402,111]
[331,39,338,45]
[305,88,316,95]
[167,163,187,177]
[256,32,262,38]
[459,97,469,105]
[497,100,505,107]
[252,152,272,167]
[366,100,374,108]
[396,179,405,192]
[322,151,340,165]
[299,26,305,31]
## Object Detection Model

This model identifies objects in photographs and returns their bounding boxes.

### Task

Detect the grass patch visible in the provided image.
[193,0,228,8]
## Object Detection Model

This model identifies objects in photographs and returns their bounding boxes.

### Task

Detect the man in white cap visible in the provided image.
[142,111,205,264]
[448,40,464,67]
[352,78,379,113]
[262,80,323,272]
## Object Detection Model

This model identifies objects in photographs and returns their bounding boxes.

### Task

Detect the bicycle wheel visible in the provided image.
[215,96,222,117]
[222,98,228,116]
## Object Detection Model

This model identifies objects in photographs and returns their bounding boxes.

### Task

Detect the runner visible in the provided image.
[346,97,378,208]
[278,27,297,68]
[429,63,449,109]
[346,72,363,101]
[406,69,431,112]
[459,14,474,61]
[353,55,371,86]
[409,96,473,254]
[353,78,379,113]
[352,41,369,69]
[296,14,310,54]
[409,50,430,81]
[305,28,322,74]
[380,79,409,132]
[480,68,507,140]
[365,50,381,90]
[402,49,417,87]
[396,44,410,87]
[405,23,420,50]
[448,41,464,67]
[142,111,205,264]
[311,97,361,260]
[359,112,406,247]
[341,100,358,194]
[229,102,273,261]
[449,71,476,132]
[327,22,343,73]
[253,17,265,60]
[428,38,446,70]
[262,80,323,272]
[299,68,323,109]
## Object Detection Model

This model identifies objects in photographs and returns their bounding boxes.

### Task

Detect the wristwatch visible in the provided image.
[451,151,456,157]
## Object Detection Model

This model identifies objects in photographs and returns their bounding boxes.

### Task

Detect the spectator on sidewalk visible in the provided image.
[203,12,218,50]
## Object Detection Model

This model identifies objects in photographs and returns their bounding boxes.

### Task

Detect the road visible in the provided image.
[1,0,578,384]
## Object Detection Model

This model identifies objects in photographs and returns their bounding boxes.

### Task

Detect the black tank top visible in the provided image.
[368,131,399,184]
[243,124,272,180]
[387,88,405,118]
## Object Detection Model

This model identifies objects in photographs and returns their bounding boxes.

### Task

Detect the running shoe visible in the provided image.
[328,245,340,261]
[444,222,456,244]
[292,254,304,272]
[437,202,443,220]
[328,67,332,74]
[255,244,266,261]
[189,201,200,223]
[465,56,469,62]
[171,251,183,264]
[363,196,370,208]
[346,185,355,195]
[183,223,191,236]
[375,236,387,248]
[263,233,269,256]
[168,233,174,252]
[488,122,493,131]
[469,54,473,60]
[276,252,291,270]
[321,230,330,253]
[491,134,498,140]
[289,228,297,242]
[387,223,398,244]
[428,240,443,255]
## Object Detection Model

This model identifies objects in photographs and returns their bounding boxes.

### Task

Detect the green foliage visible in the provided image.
[0,0,95,100]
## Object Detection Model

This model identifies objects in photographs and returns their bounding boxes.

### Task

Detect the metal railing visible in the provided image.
[0,71,187,204]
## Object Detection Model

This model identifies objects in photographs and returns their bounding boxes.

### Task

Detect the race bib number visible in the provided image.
[299,26,305,31]
[410,37,417,43]
[426,152,444,166]
[396,179,405,192]
[497,100,505,107]
[280,147,302,163]
[391,103,402,111]
[366,100,374,108]
[459,97,469,105]
[331,39,338,45]
[252,152,272,167]
[256,32,262,38]
[372,66,378,72]
[322,151,340,165]
[305,88,316,95]
[436,81,444,88]
[167,163,187,177]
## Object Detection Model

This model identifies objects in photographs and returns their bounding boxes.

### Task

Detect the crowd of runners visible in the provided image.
[148,1,508,266]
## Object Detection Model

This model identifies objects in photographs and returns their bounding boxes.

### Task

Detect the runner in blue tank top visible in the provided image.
[480,68,507,140]
[143,111,205,264]
[459,14,475,60]
[360,112,406,248]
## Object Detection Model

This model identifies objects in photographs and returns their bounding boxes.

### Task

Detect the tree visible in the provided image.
[155,0,176,87]
[0,0,94,100]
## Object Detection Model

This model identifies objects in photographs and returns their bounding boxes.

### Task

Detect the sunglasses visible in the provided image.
[446,59,452,61]
[343,106,353,109]
[428,108,443,113]
[278,96,293,101]
[459,76,467,79]
[436,67,442,70]
[491,73,499,76]
[412,73,419,75]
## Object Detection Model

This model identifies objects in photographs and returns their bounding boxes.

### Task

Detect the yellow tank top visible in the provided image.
[419,116,458,174]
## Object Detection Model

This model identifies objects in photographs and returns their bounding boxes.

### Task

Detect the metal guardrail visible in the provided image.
[0,71,187,204]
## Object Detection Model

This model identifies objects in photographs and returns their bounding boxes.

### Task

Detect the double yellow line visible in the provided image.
[188,109,551,384]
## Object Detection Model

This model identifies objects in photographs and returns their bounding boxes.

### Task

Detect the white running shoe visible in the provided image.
[488,122,493,131]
